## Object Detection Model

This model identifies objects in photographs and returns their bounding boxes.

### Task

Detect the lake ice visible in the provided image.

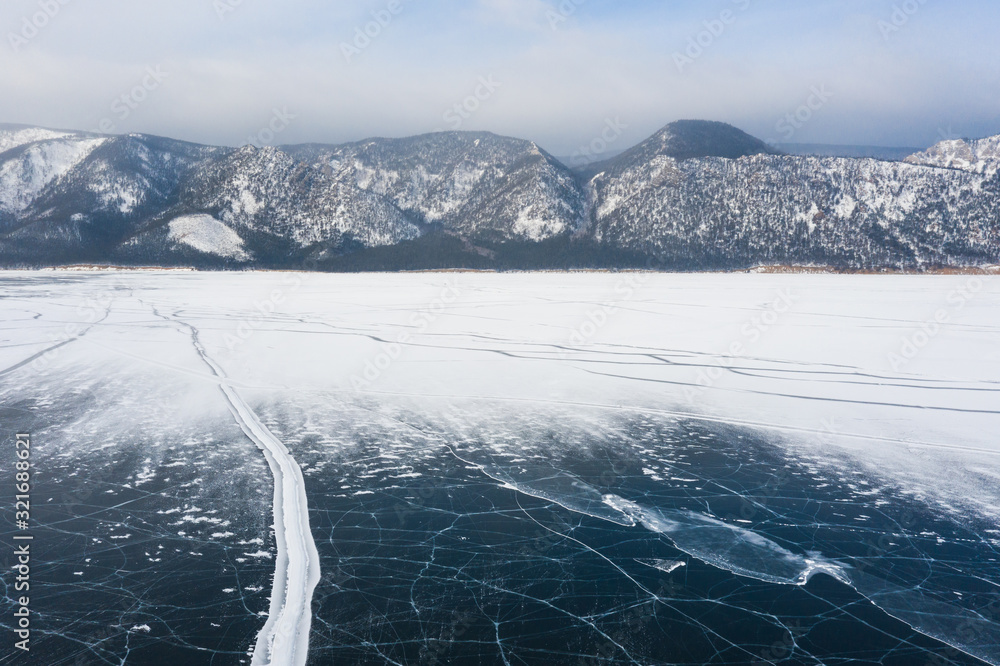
[1,270,998,665]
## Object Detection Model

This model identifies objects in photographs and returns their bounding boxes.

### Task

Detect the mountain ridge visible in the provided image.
[1,120,998,271]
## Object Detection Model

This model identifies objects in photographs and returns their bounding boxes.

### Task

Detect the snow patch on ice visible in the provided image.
[635,559,686,575]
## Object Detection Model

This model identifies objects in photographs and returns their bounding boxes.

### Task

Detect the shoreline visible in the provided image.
[11,264,1000,276]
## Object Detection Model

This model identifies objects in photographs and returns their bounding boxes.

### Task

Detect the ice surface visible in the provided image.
[1,271,998,665]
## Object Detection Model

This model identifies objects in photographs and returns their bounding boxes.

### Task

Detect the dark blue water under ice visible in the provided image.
[6,391,997,665]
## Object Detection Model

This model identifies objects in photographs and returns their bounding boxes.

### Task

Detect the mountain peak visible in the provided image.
[649,120,782,161]
[904,134,1000,174]
[578,120,781,179]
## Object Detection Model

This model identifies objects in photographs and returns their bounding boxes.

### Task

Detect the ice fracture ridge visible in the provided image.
[224,383,320,666]
[165,309,321,666]
[487,468,1000,665]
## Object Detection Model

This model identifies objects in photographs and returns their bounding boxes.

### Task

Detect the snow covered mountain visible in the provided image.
[0,121,997,270]
[584,126,1000,269]
[0,125,222,263]
[904,136,1000,175]
[283,132,584,242]
[174,144,420,248]
[578,119,782,180]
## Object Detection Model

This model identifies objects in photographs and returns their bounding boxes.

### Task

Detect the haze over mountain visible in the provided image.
[1,119,997,271]
[772,144,924,161]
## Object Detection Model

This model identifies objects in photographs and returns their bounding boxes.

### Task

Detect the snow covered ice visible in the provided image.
[1,270,999,665]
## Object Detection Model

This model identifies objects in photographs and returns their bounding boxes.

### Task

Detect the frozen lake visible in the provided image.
[1,270,999,665]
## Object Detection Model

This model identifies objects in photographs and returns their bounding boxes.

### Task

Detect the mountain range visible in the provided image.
[1,119,997,271]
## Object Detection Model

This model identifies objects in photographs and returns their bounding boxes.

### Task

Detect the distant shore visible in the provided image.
[6,264,996,276]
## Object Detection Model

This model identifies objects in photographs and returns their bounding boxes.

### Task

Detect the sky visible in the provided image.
[2,0,999,156]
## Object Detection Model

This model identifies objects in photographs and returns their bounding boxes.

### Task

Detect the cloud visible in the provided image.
[0,0,998,153]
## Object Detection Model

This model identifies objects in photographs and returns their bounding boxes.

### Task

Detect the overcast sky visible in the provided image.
[2,0,998,155]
